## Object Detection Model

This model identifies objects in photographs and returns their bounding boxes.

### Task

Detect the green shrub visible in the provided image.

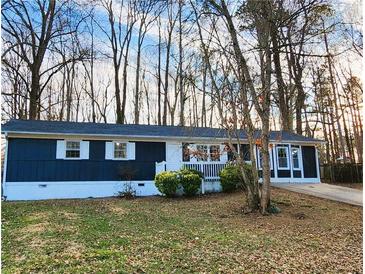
[219,164,254,193]
[155,171,180,197]
[179,168,204,179]
[180,172,201,196]
[267,203,281,214]
[219,165,242,192]
[241,164,254,189]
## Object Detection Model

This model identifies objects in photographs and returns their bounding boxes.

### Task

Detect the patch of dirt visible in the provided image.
[25,212,50,222]
[63,241,86,259]
[60,211,80,220]
[104,202,127,215]
[20,222,49,234]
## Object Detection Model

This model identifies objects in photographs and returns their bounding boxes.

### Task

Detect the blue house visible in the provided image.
[2,119,323,200]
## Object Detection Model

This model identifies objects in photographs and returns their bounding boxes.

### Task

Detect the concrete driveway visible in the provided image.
[273,183,363,206]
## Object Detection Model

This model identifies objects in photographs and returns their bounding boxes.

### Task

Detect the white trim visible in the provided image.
[184,143,228,164]
[2,134,9,198]
[315,146,320,179]
[289,144,293,179]
[276,145,290,170]
[112,141,128,160]
[272,144,278,178]
[4,131,325,144]
[256,145,273,170]
[57,139,90,160]
[4,181,160,200]
[127,142,136,160]
[290,146,302,171]
[80,141,89,160]
[263,178,321,184]
[105,141,134,161]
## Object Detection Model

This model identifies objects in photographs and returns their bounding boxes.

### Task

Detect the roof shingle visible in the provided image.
[1,119,323,143]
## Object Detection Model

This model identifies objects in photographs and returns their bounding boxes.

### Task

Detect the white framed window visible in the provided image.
[182,143,191,162]
[184,144,226,163]
[105,141,135,160]
[257,146,273,170]
[114,142,127,159]
[276,146,289,170]
[66,141,81,158]
[56,140,89,160]
[209,145,220,162]
[196,145,208,162]
[291,146,301,170]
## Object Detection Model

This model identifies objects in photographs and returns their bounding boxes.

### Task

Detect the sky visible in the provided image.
[2,0,362,129]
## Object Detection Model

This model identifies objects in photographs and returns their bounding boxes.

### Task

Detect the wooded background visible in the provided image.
[1,0,363,164]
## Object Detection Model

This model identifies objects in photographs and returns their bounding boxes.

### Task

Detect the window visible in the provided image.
[257,146,273,170]
[65,141,80,158]
[210,145,220,161]
[182,143,190,162]
[291,146,300,170]
[114,142,127,159]
[277,146,289,169]
[196,145,208,162]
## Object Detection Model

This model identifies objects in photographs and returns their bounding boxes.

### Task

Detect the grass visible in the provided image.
[2,188,362,273]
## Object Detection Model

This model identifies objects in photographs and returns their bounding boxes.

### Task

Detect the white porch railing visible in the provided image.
[155,161,228,181]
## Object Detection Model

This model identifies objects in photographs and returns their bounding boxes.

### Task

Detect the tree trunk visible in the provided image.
[178,0,184,126]
[29,69,41,120]
[323,25,346,160]
[271,26,291,131]
[157,17,162,125]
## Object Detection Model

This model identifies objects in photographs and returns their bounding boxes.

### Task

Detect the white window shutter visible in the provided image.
[105,142,113,160]
[56,140,65,159]
[127,142,136,160]
[220,144,228,162]
[80,141,89,159]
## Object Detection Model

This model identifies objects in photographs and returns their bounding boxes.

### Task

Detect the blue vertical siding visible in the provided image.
[6,138,166,182]
[293,170,302,178]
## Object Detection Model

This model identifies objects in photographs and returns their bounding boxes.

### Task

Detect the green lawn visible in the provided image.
[2,189,362,273]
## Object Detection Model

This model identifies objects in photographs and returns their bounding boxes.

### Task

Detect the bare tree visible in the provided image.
[2,0,86,119]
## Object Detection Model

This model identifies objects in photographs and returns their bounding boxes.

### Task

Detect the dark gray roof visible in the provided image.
[1,119,323,143]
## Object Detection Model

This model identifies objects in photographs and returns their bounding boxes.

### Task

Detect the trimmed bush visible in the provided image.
[219,164,253,192]
[180,171,201,196]
[155,171,180,197]
[179,168,204,179]
[219,165,242,192]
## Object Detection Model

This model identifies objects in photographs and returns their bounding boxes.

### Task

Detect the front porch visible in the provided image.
[155,161,228,193]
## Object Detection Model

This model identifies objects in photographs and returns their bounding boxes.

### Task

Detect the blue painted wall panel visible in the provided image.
[293,170,301,178]
[6,138,166,182]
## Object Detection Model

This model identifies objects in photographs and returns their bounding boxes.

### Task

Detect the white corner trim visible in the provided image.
[272,144,278,178]
[315,147,320,179]
[2,134,9,185]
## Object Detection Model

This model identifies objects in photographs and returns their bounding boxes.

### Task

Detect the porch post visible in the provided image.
[289,144,293,181]
[315,146,320,183]
[201,178,205,195]
[272,144,277,180]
